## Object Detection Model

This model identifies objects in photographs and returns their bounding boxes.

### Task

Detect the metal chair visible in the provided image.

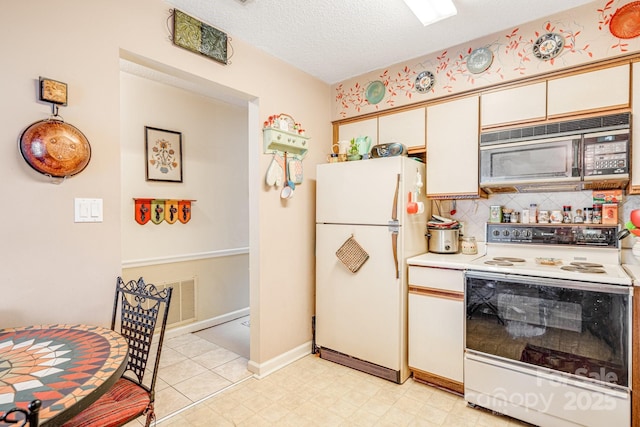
[0,399,41,427]
[62,277,173,427]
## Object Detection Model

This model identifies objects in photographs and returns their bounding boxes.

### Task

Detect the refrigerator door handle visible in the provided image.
[391,174,400,221]
[391,230,399,278]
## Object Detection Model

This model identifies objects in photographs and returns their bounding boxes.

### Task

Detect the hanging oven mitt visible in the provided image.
[336,235,369,273]
[288,158,303,184]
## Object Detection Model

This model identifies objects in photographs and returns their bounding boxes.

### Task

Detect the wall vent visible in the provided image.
[155,278,197,328]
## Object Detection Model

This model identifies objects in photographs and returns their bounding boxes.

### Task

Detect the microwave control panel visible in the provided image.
[583,135,629,176]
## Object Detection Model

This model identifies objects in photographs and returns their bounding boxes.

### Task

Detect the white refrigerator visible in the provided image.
[315,156,429,383]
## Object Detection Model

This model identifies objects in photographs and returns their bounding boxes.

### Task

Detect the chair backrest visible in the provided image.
[0,399,41,427]
[111,277,173,398]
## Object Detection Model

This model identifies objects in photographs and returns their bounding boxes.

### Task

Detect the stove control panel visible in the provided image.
[486,223,619,248]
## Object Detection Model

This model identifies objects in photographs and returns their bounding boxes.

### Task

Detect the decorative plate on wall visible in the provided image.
[609,1,640,39]
[467,47,494,74]
[415,71,435,93]
[365,80,386,104]
[532,33,565,61]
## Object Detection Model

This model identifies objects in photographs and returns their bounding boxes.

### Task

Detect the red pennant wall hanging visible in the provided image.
[134,198,153,225]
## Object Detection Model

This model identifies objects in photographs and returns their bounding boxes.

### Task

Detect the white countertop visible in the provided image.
[407,242,486,269]
[621,248,640,283]
[410,245,640,287]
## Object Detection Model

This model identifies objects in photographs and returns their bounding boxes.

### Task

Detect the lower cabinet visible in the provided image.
[408,266,464,394]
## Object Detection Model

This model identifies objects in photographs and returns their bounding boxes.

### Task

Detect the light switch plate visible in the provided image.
[75,198,103,223]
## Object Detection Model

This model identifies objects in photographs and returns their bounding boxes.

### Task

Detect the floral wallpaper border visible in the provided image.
[333,0,640,120]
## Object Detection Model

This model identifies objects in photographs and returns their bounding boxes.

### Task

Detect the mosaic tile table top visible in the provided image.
[0,324,128,426]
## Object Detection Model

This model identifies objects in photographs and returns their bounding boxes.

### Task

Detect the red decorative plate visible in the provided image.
[610,1,640,39]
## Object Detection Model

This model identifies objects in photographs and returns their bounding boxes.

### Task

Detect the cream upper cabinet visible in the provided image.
[378,107,426,150]
[426,96,480,198]
[630,62,640,193]
[547,64,630,118]
[337,118,378,146]
[480,82,547,128]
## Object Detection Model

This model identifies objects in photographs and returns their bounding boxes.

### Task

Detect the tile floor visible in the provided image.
[122,314,530,426]
[154,355,530,427]
[123,316,253,426]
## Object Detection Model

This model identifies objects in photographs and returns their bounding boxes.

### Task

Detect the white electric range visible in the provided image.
[464,223,633,427]
[467,223,631,285]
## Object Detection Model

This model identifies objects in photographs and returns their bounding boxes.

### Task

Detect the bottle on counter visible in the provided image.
[584,207,594,224]
[593,204,602,224]
[562,205,572,223]
[529,204,538,223]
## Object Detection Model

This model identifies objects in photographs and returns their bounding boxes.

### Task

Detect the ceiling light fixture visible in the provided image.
[402,0,457,26]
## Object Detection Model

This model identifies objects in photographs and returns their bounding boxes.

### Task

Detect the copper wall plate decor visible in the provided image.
[609,1,640,39]
[19,118,91,178]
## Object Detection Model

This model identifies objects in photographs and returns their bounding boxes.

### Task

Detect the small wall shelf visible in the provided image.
[263,128,309,159]
[262,113,309,160]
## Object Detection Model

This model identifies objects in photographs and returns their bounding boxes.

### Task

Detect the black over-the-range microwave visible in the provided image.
[479,113,631,194]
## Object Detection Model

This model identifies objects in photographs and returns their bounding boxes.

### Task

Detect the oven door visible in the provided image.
[465,270,631,388]
[480,136,580,186]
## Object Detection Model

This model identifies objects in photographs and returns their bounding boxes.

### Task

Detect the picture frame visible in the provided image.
[39,77,68,106]
[145,126,183,182]
[172,9,228,65]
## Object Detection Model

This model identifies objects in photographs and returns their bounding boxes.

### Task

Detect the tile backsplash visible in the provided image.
[432,191,640,248]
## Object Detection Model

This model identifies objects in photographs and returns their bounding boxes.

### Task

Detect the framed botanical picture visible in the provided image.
[145,126,183,182]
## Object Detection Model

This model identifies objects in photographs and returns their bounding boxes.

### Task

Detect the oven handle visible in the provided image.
[464,270,632,295]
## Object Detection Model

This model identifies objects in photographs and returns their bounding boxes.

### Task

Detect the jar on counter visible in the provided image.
[538,210,550,223]
[461,236,478,255]
[550,210,563,223]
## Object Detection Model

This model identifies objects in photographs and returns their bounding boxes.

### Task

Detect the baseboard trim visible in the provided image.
[164,307,250,340]
[247,341,312,378]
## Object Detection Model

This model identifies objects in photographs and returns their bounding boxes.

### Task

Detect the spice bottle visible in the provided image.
[584,207,594,224]
[562,206,572,223]
[593,204,602,224]
[529,204,538,223]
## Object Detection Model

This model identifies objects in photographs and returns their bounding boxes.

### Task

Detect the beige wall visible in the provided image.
[122,255,249,322]
[1,0,331,371]
[120,71,248,260]
[119,70,250,325]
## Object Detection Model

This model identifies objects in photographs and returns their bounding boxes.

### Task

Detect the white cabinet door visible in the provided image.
[631,62,640,193]
[408,267,464,386]
[480,82,547,128]
[547,64,630,117]
[426,96,480,198]
[379,107,426,150]
[409,293,464,382]
[337,118,378,146]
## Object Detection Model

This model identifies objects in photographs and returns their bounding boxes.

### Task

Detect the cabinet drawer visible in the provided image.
[408,266,463,293]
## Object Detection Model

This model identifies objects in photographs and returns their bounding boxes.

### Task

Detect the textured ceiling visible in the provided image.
[166,0,596,84]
